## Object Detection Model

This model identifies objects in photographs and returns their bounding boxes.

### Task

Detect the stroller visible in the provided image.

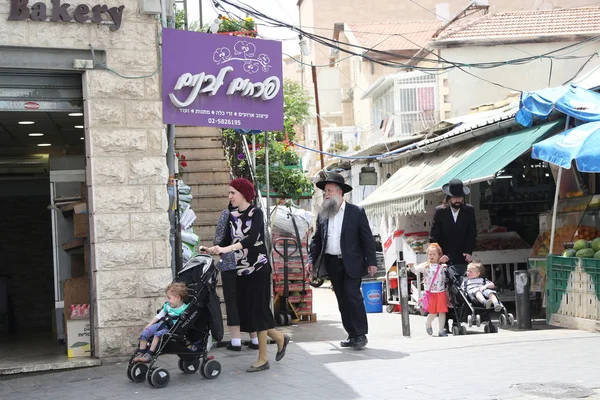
[446,271,515,335]
[127,254,224,388]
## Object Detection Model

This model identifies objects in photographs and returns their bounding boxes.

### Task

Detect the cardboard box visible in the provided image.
[71,254,86,278]
[64,277,90,323]
[73,202,87,214]
[66,318,91,357]
[73,213,88,238]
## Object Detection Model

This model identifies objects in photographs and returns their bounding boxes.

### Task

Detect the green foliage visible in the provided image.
[222,79,313,199]
[174,9,201,31]
[354,145,361,151]
[327,142,349,154]
[218,15,256,33]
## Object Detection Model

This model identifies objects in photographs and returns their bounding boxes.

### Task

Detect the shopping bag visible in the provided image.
[419,292,430,313]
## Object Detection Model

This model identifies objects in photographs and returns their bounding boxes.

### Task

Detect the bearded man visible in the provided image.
[429,178,477,281]
[307,172,377,349]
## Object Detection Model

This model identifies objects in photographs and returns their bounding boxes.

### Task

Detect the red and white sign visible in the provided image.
[24,102,40,110]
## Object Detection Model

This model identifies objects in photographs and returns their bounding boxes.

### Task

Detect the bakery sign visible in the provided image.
[8,0,125,31]
[162,28,284,131]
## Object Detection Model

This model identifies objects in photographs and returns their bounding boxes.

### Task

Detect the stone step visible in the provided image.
[175,126,222,138]
[195,209,225,224]
[191,196,229,210]
[176,136,222,149]
[194,224,219,240]
[181,148,227,160]
[182,171,230,184]
[190,182,231,196]
[183,159,229,171]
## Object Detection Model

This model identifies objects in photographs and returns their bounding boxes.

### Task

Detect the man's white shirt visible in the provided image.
[325,201,345,255]
[451,207,460,223]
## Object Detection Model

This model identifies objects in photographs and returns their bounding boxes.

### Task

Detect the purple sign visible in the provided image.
[162,28,284,131]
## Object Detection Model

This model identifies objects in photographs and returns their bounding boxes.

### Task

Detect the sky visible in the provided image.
[181,0,301,55]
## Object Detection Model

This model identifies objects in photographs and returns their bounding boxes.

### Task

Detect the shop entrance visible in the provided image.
[0,70,93,373]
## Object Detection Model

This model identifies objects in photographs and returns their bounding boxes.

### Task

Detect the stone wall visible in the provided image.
[0,1,171,357]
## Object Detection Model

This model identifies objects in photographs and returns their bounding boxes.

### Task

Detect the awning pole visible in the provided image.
[549,116,570,255]
[549,167,562,255]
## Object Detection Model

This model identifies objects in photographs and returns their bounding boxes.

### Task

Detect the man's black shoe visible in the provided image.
[352,335,368,349]
[340,337,354,348]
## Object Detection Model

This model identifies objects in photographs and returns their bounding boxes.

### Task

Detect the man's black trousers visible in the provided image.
[325,254,368,338]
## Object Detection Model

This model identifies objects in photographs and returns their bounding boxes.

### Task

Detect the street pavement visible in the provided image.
[1,285,600,400]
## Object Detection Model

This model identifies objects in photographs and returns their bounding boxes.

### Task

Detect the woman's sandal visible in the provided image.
[275,335,290,362]
[247,362,270,373]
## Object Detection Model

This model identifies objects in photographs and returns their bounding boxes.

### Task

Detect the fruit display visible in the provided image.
[576,248,595,258]
[573,225,600,241]
[475,232,530,251]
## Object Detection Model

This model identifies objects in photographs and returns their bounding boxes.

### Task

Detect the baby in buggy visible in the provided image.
[447,261,515,334]
[462,262,504,312]
[127,254,224,388]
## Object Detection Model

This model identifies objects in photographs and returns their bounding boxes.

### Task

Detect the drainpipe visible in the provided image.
[162,1,181,276]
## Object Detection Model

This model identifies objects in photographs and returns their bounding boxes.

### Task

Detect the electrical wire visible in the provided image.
[217,0,600,73]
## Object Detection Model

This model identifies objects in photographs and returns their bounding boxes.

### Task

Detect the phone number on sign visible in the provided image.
[207,118,242,126]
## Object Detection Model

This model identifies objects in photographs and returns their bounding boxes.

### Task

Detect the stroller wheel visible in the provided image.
[499,314,507,327]
[276,313,285,326]
[451,325,460,336]
[385,304,395,313]
[467,315,473,327]
[460,326,467,335]
[202,359,222,379]
[178,358,200,374]
[286,314,293,326]
[476,314,481,327]
[126,364,134,381]
[130,363,149,383]
[507,313,515,326]
[150,367,170,388]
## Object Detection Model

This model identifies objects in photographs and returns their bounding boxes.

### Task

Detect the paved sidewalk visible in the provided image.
[1,287,599,400]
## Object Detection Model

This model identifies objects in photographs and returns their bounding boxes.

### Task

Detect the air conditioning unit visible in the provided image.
[341,88,354,103]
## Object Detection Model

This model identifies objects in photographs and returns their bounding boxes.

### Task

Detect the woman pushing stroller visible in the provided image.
[205,178,290,373]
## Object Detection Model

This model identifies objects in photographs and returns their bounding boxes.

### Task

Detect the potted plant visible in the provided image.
[217,15,257,37]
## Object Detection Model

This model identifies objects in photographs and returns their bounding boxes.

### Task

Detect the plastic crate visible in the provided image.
[546,255,600,322]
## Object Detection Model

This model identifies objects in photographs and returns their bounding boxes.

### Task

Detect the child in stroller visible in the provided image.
[446,261,515,335]
[127,254,224,388]
[463,262,504,312]
[133,282,190,363]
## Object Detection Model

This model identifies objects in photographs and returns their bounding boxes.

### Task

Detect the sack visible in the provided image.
[419,292,431,313]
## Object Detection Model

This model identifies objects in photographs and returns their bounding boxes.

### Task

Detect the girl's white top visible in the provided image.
[413,262,446,293]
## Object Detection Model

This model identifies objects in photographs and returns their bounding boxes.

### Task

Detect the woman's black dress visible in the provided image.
[220,205,274,332]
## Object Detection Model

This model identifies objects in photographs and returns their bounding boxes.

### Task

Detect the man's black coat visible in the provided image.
[429,204,477,265]
[309,202,377,279]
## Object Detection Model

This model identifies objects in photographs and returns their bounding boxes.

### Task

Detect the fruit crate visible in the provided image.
[546,255,600,323]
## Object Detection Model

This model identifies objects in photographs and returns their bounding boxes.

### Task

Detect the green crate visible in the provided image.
[546,255,600,323]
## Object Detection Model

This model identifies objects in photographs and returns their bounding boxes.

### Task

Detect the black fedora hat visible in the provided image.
[442,178,470,197]
[316,172,353,193]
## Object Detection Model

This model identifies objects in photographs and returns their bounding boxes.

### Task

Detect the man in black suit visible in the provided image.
[307,172,377,349]
[429,178,477,281]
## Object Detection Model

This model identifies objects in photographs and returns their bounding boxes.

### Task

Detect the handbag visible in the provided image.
[419,265,441,313]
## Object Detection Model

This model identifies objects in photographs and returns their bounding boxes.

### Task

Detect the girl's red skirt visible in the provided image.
[428,292,448,314]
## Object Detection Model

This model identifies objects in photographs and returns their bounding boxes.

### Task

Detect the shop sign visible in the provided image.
[8,0,124,31]
[162,28,284,131]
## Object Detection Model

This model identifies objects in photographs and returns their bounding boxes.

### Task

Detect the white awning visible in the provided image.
[359,138,485,218]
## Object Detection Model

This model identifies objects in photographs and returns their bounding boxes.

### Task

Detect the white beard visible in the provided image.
[319,196,341,220]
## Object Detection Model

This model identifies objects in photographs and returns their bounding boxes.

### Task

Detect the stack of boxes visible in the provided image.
[272,233,312,318]
[62,183,91,357]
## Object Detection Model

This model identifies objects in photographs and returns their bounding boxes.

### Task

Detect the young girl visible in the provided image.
[133,282,189,363]
[409,243,448,337]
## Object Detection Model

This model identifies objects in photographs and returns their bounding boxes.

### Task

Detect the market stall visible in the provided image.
[520,84,600,330]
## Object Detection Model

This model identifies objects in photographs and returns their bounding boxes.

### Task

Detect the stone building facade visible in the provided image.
[0,0,172,358]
